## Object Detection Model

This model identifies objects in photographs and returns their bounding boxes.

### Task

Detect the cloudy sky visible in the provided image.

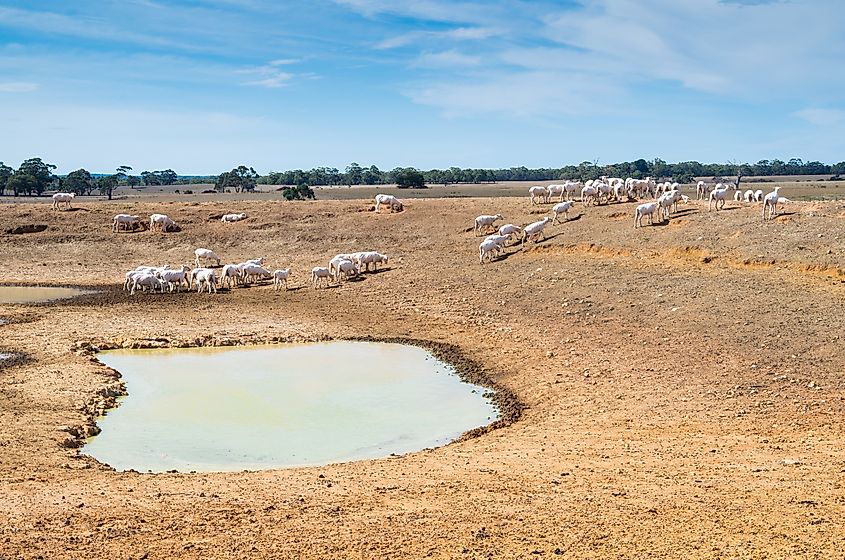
[0,0,842,174]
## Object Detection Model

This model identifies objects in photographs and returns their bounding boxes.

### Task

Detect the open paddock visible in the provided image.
[1,193,844,558]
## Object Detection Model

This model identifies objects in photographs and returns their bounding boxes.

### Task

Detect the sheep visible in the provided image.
[241,263,272,285]
[124,265,171,291]
[311,266,331,288]
[357,252,388,272]
[634,202,659,228]
[335,259,358,282]
[708,184,729,211]
[483,234,510,256]
[734,189,744,202]
[762,187,790,221]
[754,189,764,202]
[529,185,549,205]
[219,264,241,289]
[194,248,221,268]
[329,255,354,280]
[150,213,177,233]
[194,268,218,293]
[51,192,75,210]
[112,214,141,232]
[374,194,403,213]
[657,190,684,221]
[130,273,164,295]
[522,217,551,245]
[498,223,522,243]
[479,239,501,264]
[221,213,247,223]
[580,185,598,207]
[551,201,573,224]
[159,265,191,293]
[547,184,565,201]
[744,189,755,203]
[273,268,291,291]
[696,181,708,200]
[474,214,503,236]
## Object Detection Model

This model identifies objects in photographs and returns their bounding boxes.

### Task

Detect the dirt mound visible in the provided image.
[5,224,47,235]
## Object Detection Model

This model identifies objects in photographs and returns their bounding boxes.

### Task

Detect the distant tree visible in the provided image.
[7,173,37,196]
[17,157,56,195]
[345,162,362,186]
[394,167,426,189]
[64,169,95,196]
[0,162,13,195]
[282,183,316,200]
[216,165,258,193]
[127,175,141,188]
[97,175,118,198]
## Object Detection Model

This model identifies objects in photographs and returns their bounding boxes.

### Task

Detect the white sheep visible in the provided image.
[273,268,291,291]
[52,192,75,210]
[194,268,217,293]
[734,189,744,202]
[634,202,659,228]
[762,186,791,221]
[150,213,177,233]
[551,201,573,224]
[194,248,221,268]
[241,263,272,285]
[529,185,549,205]
[498,223,522,243]
[696,181,708,200]
[754,189,764,202]
[483,234,509,256]
[130,273,164,295]
[219,264,241,289]
[357,252,388,272]
[708,184,729,211]
[479,239,501,264]
[221,213,247,223]
[744,189,755,203]
[580,185,598,207]
[159,265,191,293]
[112,214,141,232]
[522,217,551,245]
[474,214,503,236]
[374,194,403,213]
[311,266,331,288]
[547,184,565,201]
[563,181,580,201]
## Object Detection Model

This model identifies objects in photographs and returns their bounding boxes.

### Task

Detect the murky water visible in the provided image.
[0,286,89,304]
[84,342,498,472]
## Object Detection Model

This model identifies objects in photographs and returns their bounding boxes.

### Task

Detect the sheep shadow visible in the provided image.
[61,207,90,213]
[362,267,392,275]
[672,208,699,216]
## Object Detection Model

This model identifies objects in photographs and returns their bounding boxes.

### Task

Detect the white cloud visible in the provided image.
[793,108,845,126]
[237,61,300,88]
[413,50,481,68]
[0,81,37,93]
[375,26,502,49]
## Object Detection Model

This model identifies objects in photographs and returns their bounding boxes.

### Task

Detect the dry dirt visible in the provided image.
[1,193,844,559]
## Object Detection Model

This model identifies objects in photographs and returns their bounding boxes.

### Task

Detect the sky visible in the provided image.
[0,0,843,174]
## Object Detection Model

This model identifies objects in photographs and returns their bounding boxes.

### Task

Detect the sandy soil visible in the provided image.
[1,192,844,559]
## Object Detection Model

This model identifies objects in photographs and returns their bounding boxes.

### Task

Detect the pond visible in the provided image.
[0,286,90,304]
[83,341,498,472]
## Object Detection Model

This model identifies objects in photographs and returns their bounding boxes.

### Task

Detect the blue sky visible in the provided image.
[0,0,843,174]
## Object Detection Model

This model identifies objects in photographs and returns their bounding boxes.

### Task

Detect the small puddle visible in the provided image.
[84,341,499,472]
[0,286,90,304]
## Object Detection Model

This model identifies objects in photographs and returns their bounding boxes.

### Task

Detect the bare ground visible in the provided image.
[1,193,844,559]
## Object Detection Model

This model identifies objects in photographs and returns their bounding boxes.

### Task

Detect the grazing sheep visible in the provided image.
[130,273,164,295]
[194,248,221,268]
[221,213,247,223]
[580,185,598,207]
[634,202,659,228]
[708,184,729,211]
[241,263,272,284]
[498,223,522,243]
[112,214,141,232]
[194,268,217,293]
[551,201,573,224]
[159,265,191,293]
[529,186,549,205]
[522,217,551,245]
[474,214,503,236]
[374,194,403,213]
[483,234,510,257]
[744,189,755,203]
[754,189,764,202]
[311,266,331,288]
[273,268,291,291]
[734,189,744,202]
[150,213,177,233]
[52,192,75,210]
[219,264,241,289]
[357,252,388,272]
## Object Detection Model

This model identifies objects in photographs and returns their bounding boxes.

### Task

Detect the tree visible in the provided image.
[127,175,141,188]
[282,183,316,200]
[17,157,56,195]
[394,167,426,189]
[98,175,118,198]
[64,169,95,196]
[7,173,37,196]
[216,165,258,193]
[0,162,12,195]
[345,162,362,186]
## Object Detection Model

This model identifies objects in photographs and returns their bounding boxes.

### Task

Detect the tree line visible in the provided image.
[2,157,844,197]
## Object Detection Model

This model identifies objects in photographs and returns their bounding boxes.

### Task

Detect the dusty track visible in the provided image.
[1,196,844,558]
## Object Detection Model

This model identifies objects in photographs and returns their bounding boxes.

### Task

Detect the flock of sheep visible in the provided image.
[474,177,792,263]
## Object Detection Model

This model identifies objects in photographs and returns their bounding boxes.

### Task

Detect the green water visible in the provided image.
[0,286,89,304]
[83,341,498,472]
